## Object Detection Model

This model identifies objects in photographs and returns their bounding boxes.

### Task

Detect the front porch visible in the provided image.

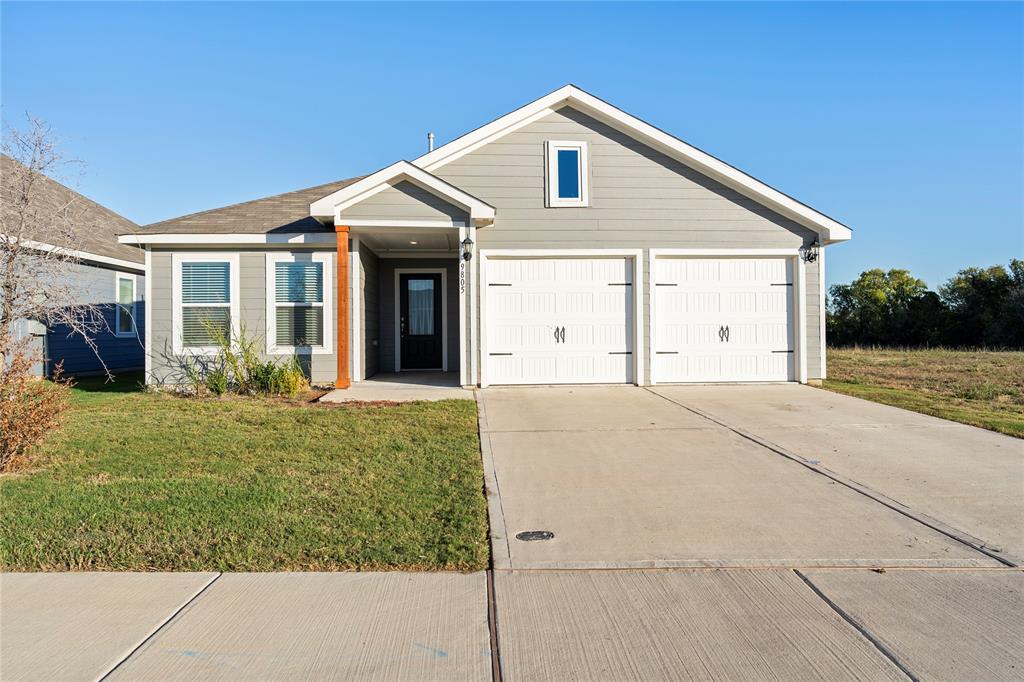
[319,371,470,403]
[312,160,492,391]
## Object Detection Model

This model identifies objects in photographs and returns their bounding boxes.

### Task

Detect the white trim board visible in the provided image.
[9,237,145,273]
[120,233,338,246]
[413,85,852,243]
[393,267,449,372]
[478,249,644,388]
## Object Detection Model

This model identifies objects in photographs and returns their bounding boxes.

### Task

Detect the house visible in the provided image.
[2,155,145,377]
[120,85,851,389]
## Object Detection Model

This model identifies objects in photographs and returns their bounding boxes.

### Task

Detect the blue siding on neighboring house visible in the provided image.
[43,261,145,376]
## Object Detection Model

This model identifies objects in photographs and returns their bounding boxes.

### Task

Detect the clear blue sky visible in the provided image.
[3,2,1021,287]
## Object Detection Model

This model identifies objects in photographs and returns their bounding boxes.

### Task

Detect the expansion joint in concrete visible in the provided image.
[97,572,223,681]
[795,569,920,682]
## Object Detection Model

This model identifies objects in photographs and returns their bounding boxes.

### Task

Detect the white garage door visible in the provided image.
[654,257,795,382]
[486,257,634,385]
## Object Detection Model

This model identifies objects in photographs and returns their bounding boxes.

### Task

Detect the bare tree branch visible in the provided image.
[1,114,114,379]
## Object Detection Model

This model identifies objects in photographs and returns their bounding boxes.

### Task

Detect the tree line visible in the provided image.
[827,259,1024,349]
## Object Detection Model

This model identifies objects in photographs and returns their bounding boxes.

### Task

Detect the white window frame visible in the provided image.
[265,252,333,355]
[113,272,137,338]
[545,140,589,208]
[172,252,240,356]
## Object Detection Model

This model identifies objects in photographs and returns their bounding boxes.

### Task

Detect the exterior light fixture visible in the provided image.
[801,238,820,263]
[461,236,474,261]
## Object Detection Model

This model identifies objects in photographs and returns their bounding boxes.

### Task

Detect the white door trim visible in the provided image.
[478,249,643,388]
[649,250,806,384]
[394,267,448,372]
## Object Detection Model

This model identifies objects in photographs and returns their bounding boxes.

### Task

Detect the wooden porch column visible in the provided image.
[335,223,351,389]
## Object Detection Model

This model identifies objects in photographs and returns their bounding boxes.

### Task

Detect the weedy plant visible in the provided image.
[183,323,309,398]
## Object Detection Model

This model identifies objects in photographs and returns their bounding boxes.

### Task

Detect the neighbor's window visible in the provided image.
[115,274,136,336]
[546,140,589,207]
[181,261,231,348]
[267,253,332,354]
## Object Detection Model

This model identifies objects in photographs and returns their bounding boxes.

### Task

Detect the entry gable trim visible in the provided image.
[311,161,496,227]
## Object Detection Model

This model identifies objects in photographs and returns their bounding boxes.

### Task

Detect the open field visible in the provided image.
[824,348,1024,438]
[0,374,488,571]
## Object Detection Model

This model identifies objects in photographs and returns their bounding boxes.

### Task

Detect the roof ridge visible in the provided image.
[143,174,366,229]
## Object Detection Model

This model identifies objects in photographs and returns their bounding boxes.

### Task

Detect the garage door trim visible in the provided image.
[648,248,807,384]
[479,249,644,388]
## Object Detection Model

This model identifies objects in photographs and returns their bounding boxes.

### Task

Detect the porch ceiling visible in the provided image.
[353,226,458,255]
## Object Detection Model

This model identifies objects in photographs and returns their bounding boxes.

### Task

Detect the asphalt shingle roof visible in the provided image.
[2,155,144,264]
[141,176,364,235]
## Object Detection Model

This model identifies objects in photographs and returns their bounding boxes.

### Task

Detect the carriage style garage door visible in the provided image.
[654,257,795,382]
[485,257,634,385]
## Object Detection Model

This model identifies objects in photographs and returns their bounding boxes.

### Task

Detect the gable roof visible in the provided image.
[413,84,852,243]
[1,154,144,265]
[139,176,364,235]
[310,161,496,226]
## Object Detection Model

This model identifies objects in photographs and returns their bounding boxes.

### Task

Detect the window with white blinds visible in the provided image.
[270,258,327,350]
[181,261,231,347]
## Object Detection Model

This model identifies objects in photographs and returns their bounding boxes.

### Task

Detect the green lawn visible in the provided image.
[824,348,1024,438]
[0,374,489,571]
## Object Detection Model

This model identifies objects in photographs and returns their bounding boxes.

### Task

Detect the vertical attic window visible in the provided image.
[545,140,589,207]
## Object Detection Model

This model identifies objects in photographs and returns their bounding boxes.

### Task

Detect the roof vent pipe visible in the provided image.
[427,132,435,152]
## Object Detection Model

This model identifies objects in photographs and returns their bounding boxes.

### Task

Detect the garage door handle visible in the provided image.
[725,325,730,342]
[554,327,560,343]
[559,326,566,343]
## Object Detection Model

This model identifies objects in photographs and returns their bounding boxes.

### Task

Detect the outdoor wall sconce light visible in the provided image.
[461,236,474,261]
[801,238,820,263]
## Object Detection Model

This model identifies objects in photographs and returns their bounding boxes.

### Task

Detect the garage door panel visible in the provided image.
[486,257,633,385]
[655,257,794,383]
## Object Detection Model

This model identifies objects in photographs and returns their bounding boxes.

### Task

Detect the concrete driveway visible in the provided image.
[651,384,1024,563]
[477,385,1017,569]
[476,384,1023,681]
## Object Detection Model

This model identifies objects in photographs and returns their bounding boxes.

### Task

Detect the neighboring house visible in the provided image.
[3,156,145,377]
[120,85,850,388]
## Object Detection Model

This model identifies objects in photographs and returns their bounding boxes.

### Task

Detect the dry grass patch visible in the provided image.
[825,348,1024,437]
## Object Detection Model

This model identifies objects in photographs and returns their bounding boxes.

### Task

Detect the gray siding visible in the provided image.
[377,259,460,374]
[805,257,823,380]
[45,261,145,376]
[434,106,824,382]
[360,246,380,379]
[149,248,338,385]
[340,181,469,223]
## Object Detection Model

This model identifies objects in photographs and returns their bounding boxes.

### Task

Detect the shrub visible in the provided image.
[0,346,70,472]
[183,323,310,398]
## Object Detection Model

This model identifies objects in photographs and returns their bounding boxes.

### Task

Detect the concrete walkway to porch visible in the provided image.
[319,372,472,403]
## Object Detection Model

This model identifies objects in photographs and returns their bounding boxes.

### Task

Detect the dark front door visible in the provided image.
[399,273,443,370]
